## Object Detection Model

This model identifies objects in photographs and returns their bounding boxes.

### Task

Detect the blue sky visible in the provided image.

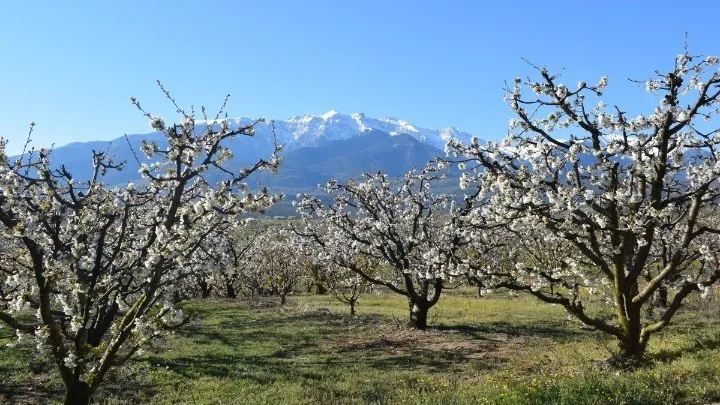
[2,0,719,155]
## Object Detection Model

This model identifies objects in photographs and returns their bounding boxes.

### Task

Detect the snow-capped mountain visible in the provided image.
[10,111,477,207]
[220,109,476,151]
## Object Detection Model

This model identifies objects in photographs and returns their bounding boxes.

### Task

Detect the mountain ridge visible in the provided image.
[189,109,476,152]
[8,111,474,216]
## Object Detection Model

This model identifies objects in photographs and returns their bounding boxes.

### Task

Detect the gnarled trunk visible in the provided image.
[63,381,94,405]
[408,302,429,330]
[617,299,647,360]
[618,336,647,360]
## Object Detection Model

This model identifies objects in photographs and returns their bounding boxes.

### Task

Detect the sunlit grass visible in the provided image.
[2,292,720,404]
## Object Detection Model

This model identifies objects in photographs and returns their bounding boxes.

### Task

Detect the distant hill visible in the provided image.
[254,129,442,191]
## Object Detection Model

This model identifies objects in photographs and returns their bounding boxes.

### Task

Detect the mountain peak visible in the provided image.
[23,111,478,165]
[15,111,478,201]
[320,109,340,120]
[266,110,476,150]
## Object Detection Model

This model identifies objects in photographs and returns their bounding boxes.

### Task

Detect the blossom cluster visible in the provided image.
[445,52,720,351]
[0,89,281,396]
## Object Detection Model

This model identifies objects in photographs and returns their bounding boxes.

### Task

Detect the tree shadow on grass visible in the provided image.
[435,321,585,342]
[0,348,61,405]
[143,309,512,384]
[175,307,387,349]
[139,352,338,386]
[0,379,62,405]
[152,305,590,387]
[140,340,505,386]
[94,365,158,404]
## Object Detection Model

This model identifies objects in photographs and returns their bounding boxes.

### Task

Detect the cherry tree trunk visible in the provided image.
[198,280,212,298]
[618,335,647,360]
[63,382,94,405]
[656,284,668,308]
[315,283,328,295]
[226,283,237,299]
[618,305,646,360]
[409,302,429,330]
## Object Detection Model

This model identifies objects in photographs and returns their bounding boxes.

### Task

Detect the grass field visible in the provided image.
[2,291,720,404]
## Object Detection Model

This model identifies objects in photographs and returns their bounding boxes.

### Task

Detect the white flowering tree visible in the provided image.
[328,256,377,316]
[294,227,374,315]
[448,52,720,360]
[296,170,468,329]
[213,228,259,299]
[179,222,260,300]
[0,86,281,404]
[296,238,332,295]
[249,226,303,305]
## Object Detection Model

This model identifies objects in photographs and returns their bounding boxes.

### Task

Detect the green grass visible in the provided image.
[2,291,720,404]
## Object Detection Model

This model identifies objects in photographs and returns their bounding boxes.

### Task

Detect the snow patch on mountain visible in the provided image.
[223,110,476,151]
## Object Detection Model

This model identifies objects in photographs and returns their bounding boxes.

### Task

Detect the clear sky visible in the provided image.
[2,0,719,155]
